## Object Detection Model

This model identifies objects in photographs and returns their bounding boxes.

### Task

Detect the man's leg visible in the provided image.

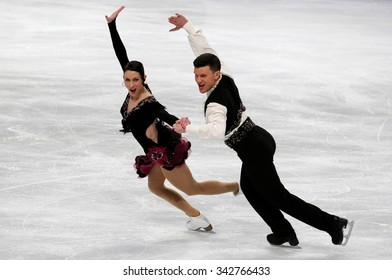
[243,161,335,232]
[240,165,295,237]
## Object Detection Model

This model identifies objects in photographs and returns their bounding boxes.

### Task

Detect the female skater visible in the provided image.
[169,13,353,245]
[105,6,239,231]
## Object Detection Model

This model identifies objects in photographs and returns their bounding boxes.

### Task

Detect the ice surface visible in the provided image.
[0,0,391,260]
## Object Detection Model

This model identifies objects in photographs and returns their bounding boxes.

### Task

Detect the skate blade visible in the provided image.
[189,224,213,232]
[274,244,302,249]
[341,220,354,246]
[203,224,213,231]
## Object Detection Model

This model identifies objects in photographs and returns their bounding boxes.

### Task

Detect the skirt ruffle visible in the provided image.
[134,138,191,178]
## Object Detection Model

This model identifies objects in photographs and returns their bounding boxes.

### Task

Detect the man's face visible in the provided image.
[194,66,221,94]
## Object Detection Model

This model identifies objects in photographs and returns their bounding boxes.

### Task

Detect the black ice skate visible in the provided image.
[267,232,299,246]
[329,216,354,246]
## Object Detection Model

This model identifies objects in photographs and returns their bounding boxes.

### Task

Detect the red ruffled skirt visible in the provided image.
[134,138,191,178]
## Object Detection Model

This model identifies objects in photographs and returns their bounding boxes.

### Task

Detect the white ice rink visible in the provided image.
[1,0,392,268]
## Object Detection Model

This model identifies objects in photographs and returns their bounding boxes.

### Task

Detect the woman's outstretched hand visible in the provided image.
[105,6,125,23]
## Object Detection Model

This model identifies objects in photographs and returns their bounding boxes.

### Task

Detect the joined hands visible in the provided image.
[173,117,191,133]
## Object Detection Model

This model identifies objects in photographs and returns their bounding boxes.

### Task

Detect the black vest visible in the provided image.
[204,75,245,135]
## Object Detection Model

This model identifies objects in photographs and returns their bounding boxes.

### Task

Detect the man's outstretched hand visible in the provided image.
[168,13,188,32]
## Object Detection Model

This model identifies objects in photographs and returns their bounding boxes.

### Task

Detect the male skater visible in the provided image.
[168,13,353,246]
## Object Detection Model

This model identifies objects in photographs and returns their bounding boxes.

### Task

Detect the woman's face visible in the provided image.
[123,70,145,98]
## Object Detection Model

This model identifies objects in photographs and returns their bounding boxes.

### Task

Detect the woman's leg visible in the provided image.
[147,164,199,217]
[161,163,239,196]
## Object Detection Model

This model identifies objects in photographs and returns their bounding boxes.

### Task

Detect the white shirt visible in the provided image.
[182,21,247,140]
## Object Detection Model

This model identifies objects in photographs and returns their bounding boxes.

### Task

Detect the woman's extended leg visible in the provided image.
[148,164,213,231]
[161,163,239,196]
[147,164,199,217]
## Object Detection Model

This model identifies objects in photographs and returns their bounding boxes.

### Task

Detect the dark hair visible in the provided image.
[193,53,221,72]
[123,60,152,93]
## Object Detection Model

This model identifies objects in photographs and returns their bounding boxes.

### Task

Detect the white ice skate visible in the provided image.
[341,220,354,246]
[186,213,213,231]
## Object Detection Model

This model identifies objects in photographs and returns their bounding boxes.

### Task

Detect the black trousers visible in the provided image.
[235,125,335,237]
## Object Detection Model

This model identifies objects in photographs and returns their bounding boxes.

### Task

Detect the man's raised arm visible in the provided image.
[168,13,232,77]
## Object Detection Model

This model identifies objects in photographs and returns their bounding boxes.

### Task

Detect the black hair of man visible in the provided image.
[193,53,221,72]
